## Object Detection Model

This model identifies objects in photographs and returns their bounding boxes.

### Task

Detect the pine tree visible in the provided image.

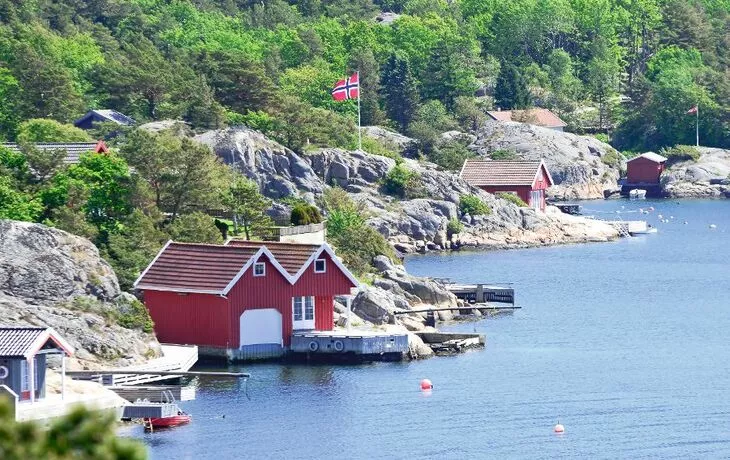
[494,63,531,110]
[348,47,385,126]
[380,53,420,131]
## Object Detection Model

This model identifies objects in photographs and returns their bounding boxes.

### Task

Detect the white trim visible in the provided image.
[531,160,554,188]
[253,262,266,277]
[458,159,470,179]
[133,240,172,288]
[314,258,326,273]
[135,285,224,295]
[26,328,75,359]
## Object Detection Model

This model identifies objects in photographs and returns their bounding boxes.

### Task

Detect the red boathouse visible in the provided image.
[626,152,667,184]
[460,159,554,211]
[134,240,359,360]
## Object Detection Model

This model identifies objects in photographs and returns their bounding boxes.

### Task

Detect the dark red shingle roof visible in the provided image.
[460,160,549,186]
[225,240,319,275]
[486,108,567,128]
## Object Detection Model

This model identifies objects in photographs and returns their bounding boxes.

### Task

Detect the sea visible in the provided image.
[125,199,730,459]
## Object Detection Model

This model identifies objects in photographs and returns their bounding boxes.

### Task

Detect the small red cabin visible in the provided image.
[626,152,667,184]
[460,159,554,211]
[134,241,358,360]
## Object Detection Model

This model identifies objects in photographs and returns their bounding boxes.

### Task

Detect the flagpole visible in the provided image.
[357,70,362,151]
[696,105,699,147]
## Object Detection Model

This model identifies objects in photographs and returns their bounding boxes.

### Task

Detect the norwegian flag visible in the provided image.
[331,72,359,101]
[687,105,698,114]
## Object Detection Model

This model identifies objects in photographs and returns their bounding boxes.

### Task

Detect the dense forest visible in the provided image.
[0,0,729,287]
[0,0,728,151]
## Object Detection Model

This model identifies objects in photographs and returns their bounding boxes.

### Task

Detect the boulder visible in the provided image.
[0,220,160,368]
[661,147,730,198]
[350,285,410,324]
[362,126,417,154]
[407,332,434,359]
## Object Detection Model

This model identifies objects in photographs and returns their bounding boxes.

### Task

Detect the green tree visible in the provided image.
[0,175,42,221]
[348,47,385,126]
[494,63,531,110]
[222,176,273,240]
[0,398,146,460]
[290,203,323,225]
[16,119,91,143]
[0,67,20,140]
[167,211,224,244]
[380,53,420,131]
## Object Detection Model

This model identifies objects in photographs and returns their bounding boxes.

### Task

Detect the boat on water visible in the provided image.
[631,225,657,235]
[629,189,647,199]
[144,412,192,430]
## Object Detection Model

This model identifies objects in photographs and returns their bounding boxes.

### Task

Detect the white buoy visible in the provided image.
[658,214,663,219]
[710,224,717,229]
[670,216,675,219]
[684,221,688,225]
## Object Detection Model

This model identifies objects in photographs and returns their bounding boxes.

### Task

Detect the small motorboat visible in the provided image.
[144,412,192,430]
[629,189,647,200]
[631,225,658,235]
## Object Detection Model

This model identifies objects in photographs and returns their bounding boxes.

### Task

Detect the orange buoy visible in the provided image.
[420,379,433,391]
[554,423,565,433]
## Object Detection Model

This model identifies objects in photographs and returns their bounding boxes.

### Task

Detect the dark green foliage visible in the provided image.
[496,192,527,207]
[600,149,622,167]
[0,398,146,460]
[290,203,323,226]
[114,297,155,333]
[459,194,491,216]
[429,139,475,171]
[446,218,463,237]
[167,211,224,244]
[381,53,420,131]
[494,63,531,110]
[16,119,90,144]
[659,144,701,166]
[490,149,517,160]
[383,163,422,198]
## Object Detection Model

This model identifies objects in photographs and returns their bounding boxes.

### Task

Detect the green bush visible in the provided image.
[496,192,527,207]
[429,139,475,171]
[361,136,403,163]
[446,218,463,237]
[290,203,323,225]
[659,144,701,166]
[593,133,610,144]
[459,194,491,216]
[114,298,155,333]
[490,149,518,160]
[383,163,423,198]
[600,149,622,167]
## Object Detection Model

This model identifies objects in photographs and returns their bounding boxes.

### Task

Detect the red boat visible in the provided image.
[144,412,192,430]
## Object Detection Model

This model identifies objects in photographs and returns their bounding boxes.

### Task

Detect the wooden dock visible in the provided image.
[415,332,485,355]
[109,385,196,403]
[445,283,515,305]
[550,202,582,215]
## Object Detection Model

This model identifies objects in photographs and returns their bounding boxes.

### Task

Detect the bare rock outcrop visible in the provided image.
[0,220,160,368]
[470,121,621,199]
[662,148,730,198]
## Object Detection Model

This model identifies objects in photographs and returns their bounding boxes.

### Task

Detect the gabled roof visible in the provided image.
[486,108,567,128]
[0,327,74,358]
[134,241,358,295]
[460,159,554,187]
[74,109,135,127]
[0,141,109,165]
[627,152,667,164]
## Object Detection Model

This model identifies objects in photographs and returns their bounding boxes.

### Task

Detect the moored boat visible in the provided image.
[629,189,647,199]
[144,413,192,430]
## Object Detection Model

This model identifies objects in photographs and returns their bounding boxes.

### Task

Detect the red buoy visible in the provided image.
[420,379,433,390]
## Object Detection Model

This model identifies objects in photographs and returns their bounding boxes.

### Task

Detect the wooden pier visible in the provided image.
[445,283,515,305]
[415,332,485,355]
[550,202,582,215]
[290,330,409,358]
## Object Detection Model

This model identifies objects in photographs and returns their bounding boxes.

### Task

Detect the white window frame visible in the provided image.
[253,262,266,277]
[314,258,326,273]
[292,296,316,330]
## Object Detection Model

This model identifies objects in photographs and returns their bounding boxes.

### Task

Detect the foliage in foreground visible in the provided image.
[459,194,491,216]
[0,398,146,460]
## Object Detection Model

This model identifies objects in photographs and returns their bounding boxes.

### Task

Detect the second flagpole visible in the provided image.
[357,71,362,151]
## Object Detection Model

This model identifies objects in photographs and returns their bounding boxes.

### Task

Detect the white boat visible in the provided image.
[631,225,657,235]
[629,189,647,199]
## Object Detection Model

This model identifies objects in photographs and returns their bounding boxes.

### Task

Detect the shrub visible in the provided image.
[496,192,527,207]
[430,139,475,171]
[383,163,423,198]
[593,133,610,144]
[490,149,517,160]
[600,149,622,167]
[290,203,323,225]
[16,118,91,143]
[659,145,701,166]
[459,194,491,216]
[446,218,463,237]
[114,298,155,333]
[361,136,403,163]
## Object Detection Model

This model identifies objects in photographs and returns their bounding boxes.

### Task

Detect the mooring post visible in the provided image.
[346,296,352,332]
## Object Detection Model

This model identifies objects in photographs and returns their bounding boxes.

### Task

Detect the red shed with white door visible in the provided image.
[134,241,358,360]
[460,159,554,211]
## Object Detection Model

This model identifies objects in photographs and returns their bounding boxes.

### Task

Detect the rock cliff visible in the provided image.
[662,148,730,198]
[469,121,621,200]
[195,127,619,251]
[0,220,161,369]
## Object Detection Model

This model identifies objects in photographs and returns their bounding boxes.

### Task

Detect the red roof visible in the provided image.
[0,327,74,358]
[460,160,553,187]
[225,240,319,275]
[135,241,358,294]
[486,108,567,128]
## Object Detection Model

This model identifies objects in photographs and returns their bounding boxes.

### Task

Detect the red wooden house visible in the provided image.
[134,241,359,360]
[626,152,667,184]
[460,159,554,211]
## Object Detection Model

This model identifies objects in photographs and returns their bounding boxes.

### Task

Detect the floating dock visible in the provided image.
[445,283,515,305]
[416,332,485,355]
[291,330,409,360]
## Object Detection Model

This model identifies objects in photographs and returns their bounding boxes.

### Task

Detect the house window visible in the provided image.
[292,296,315,329]
[254,262,265,277]
[314,258,326,273]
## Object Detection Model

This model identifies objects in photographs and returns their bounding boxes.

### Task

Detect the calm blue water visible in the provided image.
[127,199,730,459]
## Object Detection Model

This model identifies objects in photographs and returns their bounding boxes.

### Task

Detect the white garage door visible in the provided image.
[240,309,283,348]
